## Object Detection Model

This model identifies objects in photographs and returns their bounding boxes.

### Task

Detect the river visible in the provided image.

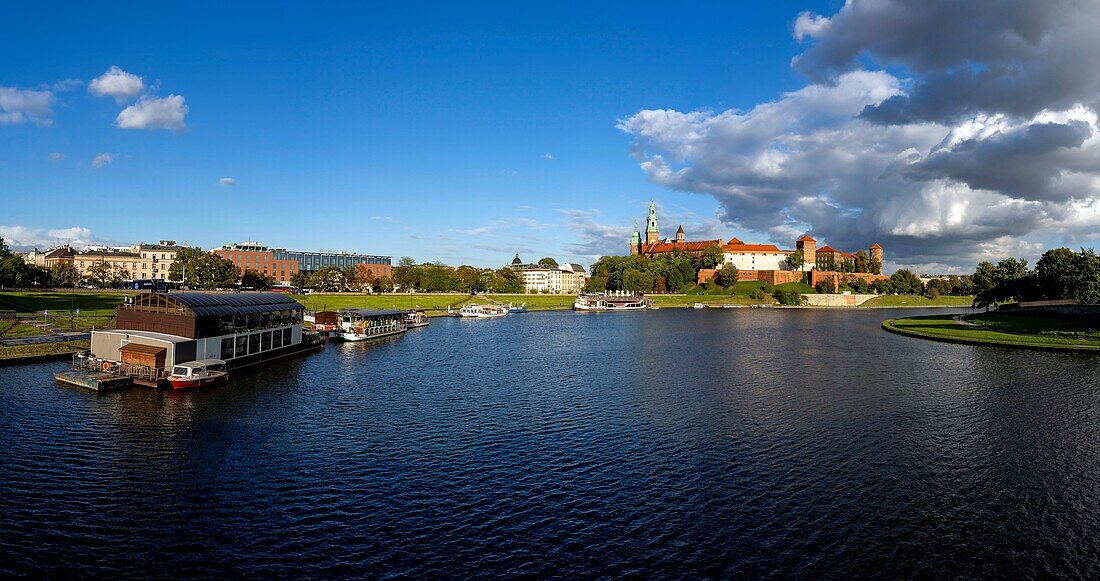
[2,308,1099,578]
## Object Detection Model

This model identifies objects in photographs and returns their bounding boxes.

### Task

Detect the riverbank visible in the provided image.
[882,313,1100,352]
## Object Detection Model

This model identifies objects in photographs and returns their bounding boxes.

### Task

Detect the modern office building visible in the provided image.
[214,241,391,284]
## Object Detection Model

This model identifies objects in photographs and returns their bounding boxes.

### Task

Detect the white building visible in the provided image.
[508,255,587,294]
[721,239,795,271]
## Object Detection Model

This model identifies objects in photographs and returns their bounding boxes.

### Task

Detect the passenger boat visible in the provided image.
[167,359,229,389]
[508,303,528,314]
[458,304,509,318]
[693,303,705,309]
[573,292,650,312]
[404,310,430,328]
[333,308,408,341]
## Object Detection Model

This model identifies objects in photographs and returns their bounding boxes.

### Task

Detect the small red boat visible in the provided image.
[167,359,229,389]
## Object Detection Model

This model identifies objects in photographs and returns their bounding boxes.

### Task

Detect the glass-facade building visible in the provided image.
[273,249,391,272]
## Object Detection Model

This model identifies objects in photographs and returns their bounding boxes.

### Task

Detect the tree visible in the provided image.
[241,269,274,290]
[375,276,394,293]
[310,266,348,292]
[85,260,117,288]
[492,267,523,293]
[815,278,837,294]
[168,247,241,289]
[700,245,724,269]
[354,264,377,292]
[290,271,311,289]
[772,288,805,305]
[398,256,416,268]
[537,257,559,268]
[787,249,805,272]
[653,275,669,293]
[716,263,740,288]
[622,269,654,293]
[889,269,923,295]
[51,262,81,287]
[1035,247,1077,300]
[972,261,996,297]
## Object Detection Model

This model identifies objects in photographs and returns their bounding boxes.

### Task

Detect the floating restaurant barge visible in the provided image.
[573,292,651,312]
[57,292,323,390]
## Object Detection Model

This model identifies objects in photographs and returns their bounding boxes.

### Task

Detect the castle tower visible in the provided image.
[870,243,883,273]
[645,201,660,245]
[629,222,641,255]
[796,234,816,270]
[675,225,685,243]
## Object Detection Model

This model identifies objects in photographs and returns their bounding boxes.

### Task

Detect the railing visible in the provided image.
[72,354,168,381]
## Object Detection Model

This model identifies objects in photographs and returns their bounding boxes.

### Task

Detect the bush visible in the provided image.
[815,279,837,294]
[772,288,805,305]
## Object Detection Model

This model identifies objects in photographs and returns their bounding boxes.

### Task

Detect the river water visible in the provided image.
[2,308,1100,578]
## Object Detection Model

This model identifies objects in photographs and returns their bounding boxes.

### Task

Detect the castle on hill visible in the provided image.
[628,201,885,285]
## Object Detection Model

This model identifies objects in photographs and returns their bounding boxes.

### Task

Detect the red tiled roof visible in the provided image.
[722,243,785,253]
[640,240,721,254]
[797,234,816,242]
[817,245,840,253]
[870,243,883,249]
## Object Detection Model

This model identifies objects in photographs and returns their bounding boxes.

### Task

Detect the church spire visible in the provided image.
[645,200,659,244]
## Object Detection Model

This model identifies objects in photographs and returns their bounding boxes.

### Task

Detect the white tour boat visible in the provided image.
[458,304,509,318]
[333,308,408,341]
[573,292,650,312]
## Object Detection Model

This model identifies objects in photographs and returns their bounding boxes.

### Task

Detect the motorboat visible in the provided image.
[167,359,228,389]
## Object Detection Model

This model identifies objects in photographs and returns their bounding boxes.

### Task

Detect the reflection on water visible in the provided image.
[2,308,1099,577]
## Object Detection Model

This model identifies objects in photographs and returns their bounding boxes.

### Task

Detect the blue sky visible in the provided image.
[10,1,1098,273]
[0,1,834,268]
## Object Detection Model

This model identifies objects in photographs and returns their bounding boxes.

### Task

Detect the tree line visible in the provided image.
[970,248,1100,308]
[290,257,526,293]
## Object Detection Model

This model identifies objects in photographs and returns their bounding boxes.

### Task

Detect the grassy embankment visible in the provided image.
[882,312,1100,351]
[862,295,974,307]
[0,291,131,360]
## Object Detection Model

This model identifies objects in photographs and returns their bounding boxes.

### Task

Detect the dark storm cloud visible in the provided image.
[793,0,1100,125]
[619,1,1100,269]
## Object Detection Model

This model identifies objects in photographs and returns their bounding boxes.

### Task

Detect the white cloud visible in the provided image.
[48,152,64,163]
[91,153,113,168]
[543,153,554,160]
[618,1,1100,269]
[88,66,145,103]
[0,87,54,126]
[219,177,236,187]
[116,95,188,131]
[0,224,101,250]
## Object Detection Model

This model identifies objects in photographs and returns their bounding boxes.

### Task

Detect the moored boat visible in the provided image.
[573,292,650,312]
[693,303,705,309]
[333,308,407,341]
[508,303,528,314]
[404,310,430,328]
[168,359,229,389]
[458,304,509,318]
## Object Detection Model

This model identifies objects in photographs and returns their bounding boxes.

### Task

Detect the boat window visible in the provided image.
[235,334,247,356]
[261,331,272,351]
[283,328,292,345]
[273,330,283,348]
[221,337,234,359]
[248,333,260,354]
[172,366,190,376]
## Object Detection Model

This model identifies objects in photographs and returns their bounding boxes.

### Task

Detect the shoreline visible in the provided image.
[882,315,1100,353]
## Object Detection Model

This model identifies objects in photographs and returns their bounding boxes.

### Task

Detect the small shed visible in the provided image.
[119,342,167,369]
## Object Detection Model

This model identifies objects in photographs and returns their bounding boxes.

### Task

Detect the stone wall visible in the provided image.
[801,293,879,307]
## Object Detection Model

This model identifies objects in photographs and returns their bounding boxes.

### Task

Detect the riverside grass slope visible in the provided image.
[882,313,1100,352]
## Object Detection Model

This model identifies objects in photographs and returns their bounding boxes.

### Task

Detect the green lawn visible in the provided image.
[0,321,48,337]
[0,291,133,313]
[883,314,1100,350]
[0,339,90,360]
[862,295,973,307]
[775,281,817,294]
[966,312,1100,339]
